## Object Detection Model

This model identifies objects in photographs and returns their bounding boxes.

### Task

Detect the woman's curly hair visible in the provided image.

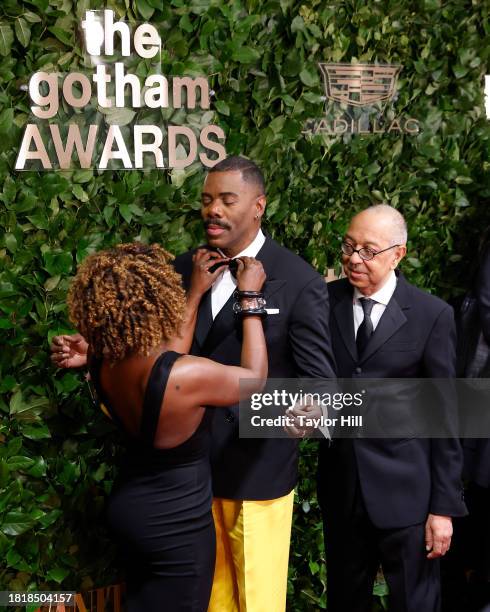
[67,243,186,363]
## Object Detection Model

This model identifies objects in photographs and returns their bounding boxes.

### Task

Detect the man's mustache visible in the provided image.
[204,218,231,230]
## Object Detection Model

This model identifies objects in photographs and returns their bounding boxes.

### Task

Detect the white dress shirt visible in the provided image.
[353,271,397,336]
[211,229,266,319]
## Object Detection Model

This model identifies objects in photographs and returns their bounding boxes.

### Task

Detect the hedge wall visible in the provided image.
[1,0,489,610]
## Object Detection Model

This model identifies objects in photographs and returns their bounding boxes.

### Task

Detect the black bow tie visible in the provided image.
[209,258,239,278]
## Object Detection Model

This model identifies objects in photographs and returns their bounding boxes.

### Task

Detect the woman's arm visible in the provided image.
[169,257,268,406]
[168,248,228,353]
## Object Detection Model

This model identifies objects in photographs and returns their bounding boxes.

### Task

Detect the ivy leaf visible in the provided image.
[27,457,47,478]
[21,424,51,440]
[26,213,49,230]
[47,26,72,46]
[0,375,16,393]
[73,169,94,183]
[15,17,31,48]
[43,251,73,275]
[0,24,14,56]
[44,275,61,292]
[214,100,230,116]
[5,233,17,254]
[24,0,48,10]
[39,509,62,528]
[9,390,24,415]
[452,64,468,79]
[1,512,35,536]
[231,46,260,63]
[365,161,381,176]
[299,68,318,87]
[101,107,136,126]
[7,456,35,471]
[407,257,422,268]
[46,568,69,584]
[119,204,133,224]
[136,0,155,20]
[454,188,469,207]
[72,184,89,202]
[22,12,42,24]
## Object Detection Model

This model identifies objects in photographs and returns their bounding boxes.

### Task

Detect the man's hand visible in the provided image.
[425,513,453,559]
[284,402,323,438]
[50,334,89,369]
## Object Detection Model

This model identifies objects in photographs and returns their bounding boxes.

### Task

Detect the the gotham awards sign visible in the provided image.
[15,10,226,170]
[303,63,420,136]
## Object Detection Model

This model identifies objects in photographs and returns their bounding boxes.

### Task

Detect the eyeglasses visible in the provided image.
[341,242,400,261]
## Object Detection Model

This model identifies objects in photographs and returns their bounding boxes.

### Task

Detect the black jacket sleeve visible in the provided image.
[477,245,490,344]
[288,275,337,378]
[423,305,467,517]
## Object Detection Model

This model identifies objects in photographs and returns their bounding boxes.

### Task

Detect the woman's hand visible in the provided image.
[50,334,89,368]
[189,248,229,298]
[235,257,266,292]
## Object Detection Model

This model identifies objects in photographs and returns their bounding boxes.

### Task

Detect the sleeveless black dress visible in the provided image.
[90,351,215,612]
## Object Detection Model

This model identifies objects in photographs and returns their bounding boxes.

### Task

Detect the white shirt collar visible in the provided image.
[353,270,397,305]
[228,228,266,259]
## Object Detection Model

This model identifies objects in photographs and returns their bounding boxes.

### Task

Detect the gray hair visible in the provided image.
[364,203,408,245]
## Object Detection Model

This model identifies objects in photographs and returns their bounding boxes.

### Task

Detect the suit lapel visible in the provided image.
[333,284,358,362]
[359,276,410,363]
[194,289,213,349]
[202,290,237,355]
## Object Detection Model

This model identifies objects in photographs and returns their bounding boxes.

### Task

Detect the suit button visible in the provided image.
[355,367,362,374]
[225,412,235,423]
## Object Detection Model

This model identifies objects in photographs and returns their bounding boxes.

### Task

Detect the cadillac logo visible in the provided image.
[303,61,419,136]
[319,63,401,107]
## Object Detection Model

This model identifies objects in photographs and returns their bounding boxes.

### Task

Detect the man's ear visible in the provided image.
[255,195,266,219]
[392,245,407,269]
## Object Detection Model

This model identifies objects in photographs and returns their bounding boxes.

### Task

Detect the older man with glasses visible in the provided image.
[317,204,467,612]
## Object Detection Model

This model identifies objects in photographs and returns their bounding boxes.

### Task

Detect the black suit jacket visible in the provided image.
[478,244,490,345]
[318,274,467,529]
[464,244,490,488]
[174,236,336,500]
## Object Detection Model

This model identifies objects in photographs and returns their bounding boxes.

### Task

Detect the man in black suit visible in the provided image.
[317,204,467,612]
[172,156,336,611]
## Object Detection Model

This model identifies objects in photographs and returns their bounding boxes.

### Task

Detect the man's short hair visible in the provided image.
[208,156,265,194]
[366,203,408,245]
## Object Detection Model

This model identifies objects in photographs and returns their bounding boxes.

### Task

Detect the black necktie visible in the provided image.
[356,297,375,355]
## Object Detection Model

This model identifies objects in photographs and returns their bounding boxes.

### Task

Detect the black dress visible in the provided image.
[90,351,215,612]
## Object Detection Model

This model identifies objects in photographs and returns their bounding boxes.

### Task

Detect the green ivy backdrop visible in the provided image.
[1,0,489,610]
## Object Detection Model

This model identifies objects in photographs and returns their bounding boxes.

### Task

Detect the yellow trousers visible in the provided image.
[208,491,294,612]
